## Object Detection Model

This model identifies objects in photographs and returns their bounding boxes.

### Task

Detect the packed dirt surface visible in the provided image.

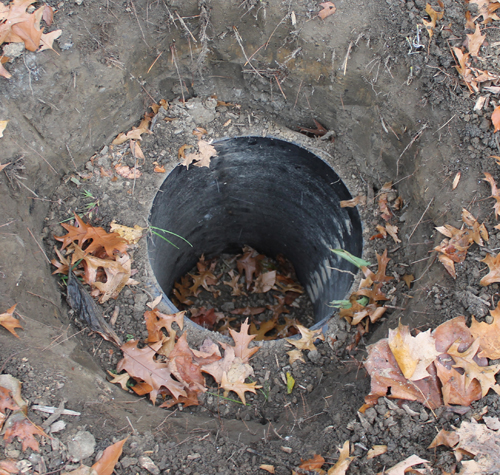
[3,0,500,473]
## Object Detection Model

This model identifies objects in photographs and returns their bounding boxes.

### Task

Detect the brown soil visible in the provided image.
[2,0,500,473]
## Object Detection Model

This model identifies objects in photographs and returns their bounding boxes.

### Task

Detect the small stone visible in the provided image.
[486,315,494,324]
[67,431,96,462]
[420,408,429,421]
[139,456,160,475]
[5,448,21,459]
[120,456,138,468]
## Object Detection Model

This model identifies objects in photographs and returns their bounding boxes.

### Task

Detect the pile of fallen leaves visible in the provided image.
[171,246,313,340]
[0,0,61,79]
[111,315,262,407]
[51,214,141,304]
[363,303,500,410]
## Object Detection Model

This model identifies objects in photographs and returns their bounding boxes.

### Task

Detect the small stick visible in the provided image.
[170,44,185,103]
[274,75,287,101]
[233,27,263,78]
[397,124,428,175]
[342,41,353,76]
[27,291,59,308]
[434,114,456,135]
[130,0,150,48]
[147,52,162,73]
[327,266,356,276]
[65,144,78,170]
[126,416,137,434]
[27,227,50,264]
[175,11,197,42]
[294,79,303,109]
[407,197,434,241]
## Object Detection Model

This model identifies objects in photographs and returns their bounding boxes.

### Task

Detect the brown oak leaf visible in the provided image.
[221,318,259,363]
[480,252,500,286]
[285,325,324,352]
[0,304,22,338]
[3,412,47,452]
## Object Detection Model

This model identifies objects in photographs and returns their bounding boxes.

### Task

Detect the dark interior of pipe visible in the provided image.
[148,136,363,330]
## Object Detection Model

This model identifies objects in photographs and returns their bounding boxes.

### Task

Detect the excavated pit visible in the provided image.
[148,136,363,332]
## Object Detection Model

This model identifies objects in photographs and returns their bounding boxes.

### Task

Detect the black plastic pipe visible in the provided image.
[148,136,363,331]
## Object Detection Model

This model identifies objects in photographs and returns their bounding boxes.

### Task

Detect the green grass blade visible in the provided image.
[151,230,179,249]
[330,249,370,269]
[150,226,193,247]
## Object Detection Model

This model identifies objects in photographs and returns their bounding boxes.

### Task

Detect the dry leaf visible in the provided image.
[91,437,128,475]
[0,304,22,338]
[3,412,48,452]
[382,454,428,475]
[454,420,500,474]
[222,318,259,362]
[422,2,444,39]
[154,165,165,173]
[287,349,305,364]
[109,222,144,245]
[388,323,440,381]
[286,325,325,352]
[327,440,354,474]
[38,28,61,51]
[470,304,500,359]
[467,23,485,57]
[340,195,366,208]
[318,2,336,19]
[452,171,461,189]
[220,371,261,405]
[367,445,387,460]
[259,465,275,474]
[115,165,141,179]
[253,270,276,293]
[130,140,145,160]
[480,252,500,286]
[385,224,401,243]
[299,454,325,472]
[402,274,414,288]
[428,429,460,449]
[182,140,218,169]
[0,120,8,137]
[492,106,500,132]
[0,61,12,79]
[107,371,130,391]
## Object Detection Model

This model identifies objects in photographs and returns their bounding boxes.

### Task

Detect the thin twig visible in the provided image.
[130,0,150,48]
[327,266,356,276]
[407,197,434,241]
[342,41,353,76]
[147,52,162,73]
[397,124,428,175]
[27,227,50,264]
[27,291,59,308]
[175,11,197,42]
[434,114,456,135]
[274,75,287,101]
[233,26,263,78]
[170,43,185,103]
[294,79,303,109]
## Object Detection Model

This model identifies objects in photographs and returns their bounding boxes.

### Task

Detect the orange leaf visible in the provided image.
[470,303,500,359]
[466,23,485,57]
[220,371,261,405]
[222,318,259,362]
[0,386,19,413]
[154,165,165,173]
[299,454,325,471]
[91,437,128,475]
[492,106,500,132]
[480,252,500,286]
[3,413,47,452]
[0,304,22,338]
[318,2,336,20]
[428,429,460,449]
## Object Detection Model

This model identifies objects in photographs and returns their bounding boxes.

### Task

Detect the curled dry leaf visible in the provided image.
[298,454,325,471]
[480,252,500,286]
[385,224,400,243]
[422,1,444,39]
[91,437,128,475]
[428,428,460,449]
[327,440,355,475]
[452,171,461,190]
[318,1,336,19]
[154,165,165,173]
[382,454,428,475]
[340,194,366,208]
[259,465,275,474]
[366,445,387,460]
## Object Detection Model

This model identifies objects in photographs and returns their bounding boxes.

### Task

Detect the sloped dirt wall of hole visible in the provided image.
[0,0,475,416]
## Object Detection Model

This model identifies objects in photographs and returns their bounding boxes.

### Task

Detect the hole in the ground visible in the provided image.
[148,136,363,334]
